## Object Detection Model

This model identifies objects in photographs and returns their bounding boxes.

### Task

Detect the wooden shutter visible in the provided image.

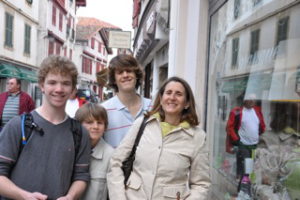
[52,5,56,26]
[49,42,54,55]
[5,13,13,47]
[24,24,31,54]
[59,12,63,31]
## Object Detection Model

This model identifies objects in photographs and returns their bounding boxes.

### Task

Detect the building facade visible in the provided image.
[0,0,39,105]
[0,0,86,106]
[75,17,120,101]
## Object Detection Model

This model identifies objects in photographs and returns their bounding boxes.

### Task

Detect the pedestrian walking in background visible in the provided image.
[66,87,87,118]
[0,77,35,131]
[75,102,114,200]
[107,76,211,200]
[102,54,151,148]
[0,55,91,200]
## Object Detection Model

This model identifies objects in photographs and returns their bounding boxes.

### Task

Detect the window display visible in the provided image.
[208,1,300,199]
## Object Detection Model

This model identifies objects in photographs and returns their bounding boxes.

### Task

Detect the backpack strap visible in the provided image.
[70,118,82,159]
[19,113,44,154]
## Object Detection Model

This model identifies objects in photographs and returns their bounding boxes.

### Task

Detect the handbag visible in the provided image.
[121,116,148,186]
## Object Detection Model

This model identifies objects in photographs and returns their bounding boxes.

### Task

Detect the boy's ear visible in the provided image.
[38,82,45,93]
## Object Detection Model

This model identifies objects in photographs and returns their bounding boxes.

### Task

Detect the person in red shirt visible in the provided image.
[65,87,87,118]
[0,77,35,129]
[226,92,266,182]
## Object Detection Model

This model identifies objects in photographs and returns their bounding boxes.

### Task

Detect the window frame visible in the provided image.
[5,12,14,47]
[231,37,239,68]
[249,29,260,64]
[276,16,289,47]
[234,0,240,19]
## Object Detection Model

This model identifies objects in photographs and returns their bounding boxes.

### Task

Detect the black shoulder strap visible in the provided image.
[129,116,148,159]
[70,118,82,159]
[19,113,35,153]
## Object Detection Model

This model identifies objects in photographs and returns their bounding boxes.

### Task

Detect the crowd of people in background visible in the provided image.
[0,54,211,200]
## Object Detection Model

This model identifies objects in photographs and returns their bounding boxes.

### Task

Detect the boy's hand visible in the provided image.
[57,194,73,200]
[24,192,47,200]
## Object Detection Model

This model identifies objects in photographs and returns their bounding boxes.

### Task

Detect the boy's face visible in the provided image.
[39,72,73,109]
[82,118,105,143]
[114,68,137,93]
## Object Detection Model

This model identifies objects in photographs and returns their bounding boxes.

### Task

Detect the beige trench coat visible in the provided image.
[107,116,211,200]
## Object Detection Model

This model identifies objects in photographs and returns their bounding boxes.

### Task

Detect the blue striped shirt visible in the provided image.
[102,95,152,148]
[2,92,20,126]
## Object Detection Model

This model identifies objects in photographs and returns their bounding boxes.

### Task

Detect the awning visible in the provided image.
[17,68,38,82]
[96,68,108,87]
[0,64,22,79]
[222,74,272,94]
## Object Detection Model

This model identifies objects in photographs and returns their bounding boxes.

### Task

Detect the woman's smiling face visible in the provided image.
[160,81,189,121]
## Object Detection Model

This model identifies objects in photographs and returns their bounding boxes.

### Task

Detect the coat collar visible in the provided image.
[91,138,105,160]
[148,115,194,137]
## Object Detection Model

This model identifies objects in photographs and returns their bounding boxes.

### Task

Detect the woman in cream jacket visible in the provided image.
[107,77,211,200]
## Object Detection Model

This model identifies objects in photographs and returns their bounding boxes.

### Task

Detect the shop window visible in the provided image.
[5,12,14,47]
[231,38,239,68]
[249,29,260,65]
[234,0,240,19]
[208,1,300,199]
[24,24,31,54]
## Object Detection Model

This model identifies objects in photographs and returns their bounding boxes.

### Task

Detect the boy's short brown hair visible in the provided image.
[75,103,108,130]
[38,55,78,88]
[107,54,144,92]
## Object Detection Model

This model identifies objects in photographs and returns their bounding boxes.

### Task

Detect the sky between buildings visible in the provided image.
[76,0,134,56]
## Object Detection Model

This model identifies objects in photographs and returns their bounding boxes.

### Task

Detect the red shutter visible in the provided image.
[103,48,105,56]
[52,5,56,26]
[91,38,95,49]
[49,42,54,55]
[89,59,92,74]
[69,49,72,60]
[68,16,71,26]
[98,42,101,53]
[64,48,67,57]
[96,62,100,72]
[59,12,63,31]
[56,43,61,55]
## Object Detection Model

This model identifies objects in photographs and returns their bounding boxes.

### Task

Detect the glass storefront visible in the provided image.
[208,0,300,199]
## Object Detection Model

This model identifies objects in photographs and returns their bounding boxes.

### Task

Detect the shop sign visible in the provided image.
[108,31,131,49]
